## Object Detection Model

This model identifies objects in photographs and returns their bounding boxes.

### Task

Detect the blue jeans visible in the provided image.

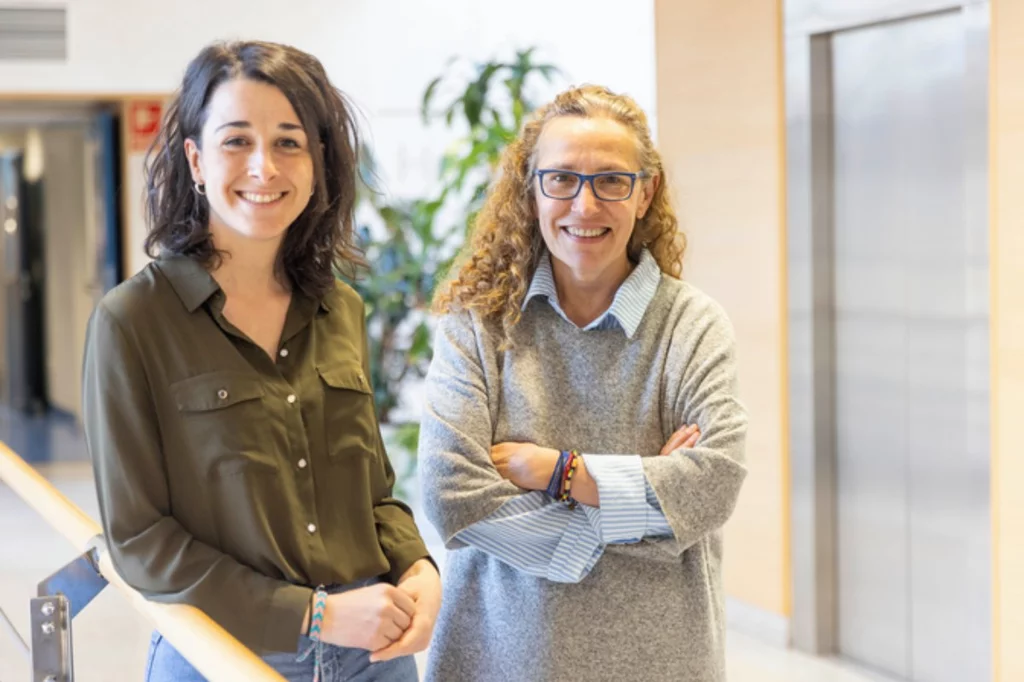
[143,580,419,682]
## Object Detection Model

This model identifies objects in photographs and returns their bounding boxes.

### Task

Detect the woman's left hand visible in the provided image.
[491,442,560,490]
[369,559,442,662]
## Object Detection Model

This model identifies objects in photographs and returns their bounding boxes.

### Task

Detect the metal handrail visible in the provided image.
[0,441,286,681]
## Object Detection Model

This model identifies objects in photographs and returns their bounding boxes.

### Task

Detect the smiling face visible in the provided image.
[184,78,314,249]
[532,115,657,287]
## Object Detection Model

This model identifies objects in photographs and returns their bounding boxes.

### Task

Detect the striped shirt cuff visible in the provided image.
[454,491,604,583]
[583,454,650,544]
[583,454,675,541]
[549,508,604,582]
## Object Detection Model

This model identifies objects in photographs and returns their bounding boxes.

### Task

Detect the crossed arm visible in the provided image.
[418,311,748,583]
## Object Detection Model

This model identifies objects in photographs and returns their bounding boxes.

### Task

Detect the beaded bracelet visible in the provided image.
[559,450,580,510]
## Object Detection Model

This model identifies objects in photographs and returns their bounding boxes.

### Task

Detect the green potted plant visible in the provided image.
[347,48,561,496]
[423,47,561,226]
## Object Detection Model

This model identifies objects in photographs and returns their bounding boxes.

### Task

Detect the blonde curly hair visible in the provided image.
[432,84,686,340]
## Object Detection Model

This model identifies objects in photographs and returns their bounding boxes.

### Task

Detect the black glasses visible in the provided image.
[534,169,648,202]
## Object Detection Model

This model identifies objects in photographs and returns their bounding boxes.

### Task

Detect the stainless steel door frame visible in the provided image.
[784,0,991,664]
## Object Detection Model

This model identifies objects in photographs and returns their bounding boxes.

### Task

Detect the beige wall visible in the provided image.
[992,2,1024,679]
[654,1,788,617]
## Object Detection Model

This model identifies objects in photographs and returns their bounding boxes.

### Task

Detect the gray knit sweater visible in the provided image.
[418,273,749,682]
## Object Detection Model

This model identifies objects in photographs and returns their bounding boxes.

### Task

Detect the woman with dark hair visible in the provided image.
[82,40,439,682]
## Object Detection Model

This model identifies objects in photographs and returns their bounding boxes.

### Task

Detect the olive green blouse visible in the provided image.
[82,255,431,654]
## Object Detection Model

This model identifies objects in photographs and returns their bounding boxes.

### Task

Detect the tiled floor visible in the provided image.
[0,411,887,682]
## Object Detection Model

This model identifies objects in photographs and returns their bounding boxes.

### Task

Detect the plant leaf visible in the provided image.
[420,75,444,124]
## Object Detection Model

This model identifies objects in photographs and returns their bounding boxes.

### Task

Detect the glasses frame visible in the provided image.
[534,168,649,202]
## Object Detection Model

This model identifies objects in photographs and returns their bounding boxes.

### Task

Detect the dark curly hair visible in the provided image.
[143,40,365,298]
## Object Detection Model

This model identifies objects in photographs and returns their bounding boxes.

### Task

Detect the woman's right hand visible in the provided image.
[319,583,416,651]
[660,424,701,455]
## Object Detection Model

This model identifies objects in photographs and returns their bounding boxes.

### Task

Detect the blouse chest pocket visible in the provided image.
[169,371,278,477]
[317,362,379,462]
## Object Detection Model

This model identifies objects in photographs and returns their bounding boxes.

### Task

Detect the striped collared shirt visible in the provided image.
[456,249,673,582]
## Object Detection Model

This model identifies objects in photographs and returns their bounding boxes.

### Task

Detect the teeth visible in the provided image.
[240,192,284,204]
[565,227,607,238]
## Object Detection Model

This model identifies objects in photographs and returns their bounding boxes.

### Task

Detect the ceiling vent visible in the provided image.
[0,6,67,61]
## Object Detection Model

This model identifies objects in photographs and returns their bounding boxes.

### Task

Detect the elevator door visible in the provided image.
[832,9,990,682]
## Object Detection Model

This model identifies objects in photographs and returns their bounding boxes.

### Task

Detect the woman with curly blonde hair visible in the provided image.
[419,84,748,682]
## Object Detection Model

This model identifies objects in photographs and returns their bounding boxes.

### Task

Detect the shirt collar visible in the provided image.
[155,255,220,313]
[155,254,331,315]
[521,248,662,338]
